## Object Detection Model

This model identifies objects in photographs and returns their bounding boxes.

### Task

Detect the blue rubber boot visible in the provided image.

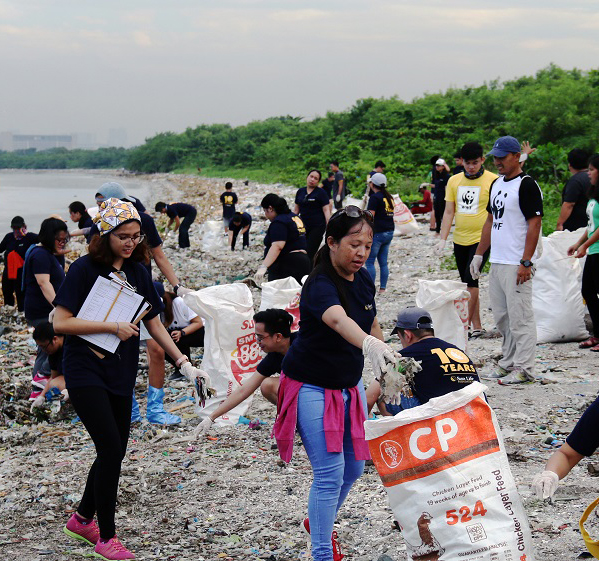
[146,386,181,425]
[131,392,142,423]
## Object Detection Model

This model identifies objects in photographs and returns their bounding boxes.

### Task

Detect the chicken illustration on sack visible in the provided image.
[365,382,535,561]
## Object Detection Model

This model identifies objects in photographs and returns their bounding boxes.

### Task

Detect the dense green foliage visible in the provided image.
[0,147,128,170]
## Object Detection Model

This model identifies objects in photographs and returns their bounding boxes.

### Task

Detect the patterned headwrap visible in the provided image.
[93,198,141,236]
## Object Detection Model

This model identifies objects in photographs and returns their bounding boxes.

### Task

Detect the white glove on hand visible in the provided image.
[470,254,483,280]
[180,362,211,387]
[30,395,45,411]
[194,417,214,438]
[176,286,192,297]
[61,389,69,401]
[362,335,397,379]
[48,308,56,323]
[335,194,341,203]
[255,266,267,283]
[532,470,559,500]
[434,239,446,256]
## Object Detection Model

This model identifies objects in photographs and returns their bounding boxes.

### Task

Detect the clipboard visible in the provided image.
[76,274,150,358]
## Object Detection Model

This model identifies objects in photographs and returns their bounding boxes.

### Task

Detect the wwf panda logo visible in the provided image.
[461,190,476,207]
[491,190,508,220]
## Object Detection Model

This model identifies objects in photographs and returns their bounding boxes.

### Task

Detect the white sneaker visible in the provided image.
[497,368,535,385]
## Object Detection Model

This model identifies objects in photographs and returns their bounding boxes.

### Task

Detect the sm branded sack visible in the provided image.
[183,284,261,425]
[259,277,302,332]
[365,382,535,561]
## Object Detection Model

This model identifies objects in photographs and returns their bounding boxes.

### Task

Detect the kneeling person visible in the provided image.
[370,307,480,415]
[195,308,295,434]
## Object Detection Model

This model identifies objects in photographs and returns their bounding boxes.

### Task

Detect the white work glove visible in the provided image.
[470,254,483,280]
[335,194,341,203]
[362,335,397,379]
[255,266,267,283]
[194,417,214,438]
[30,395,45,411]
[434,239,446,256]
[532,470,559,500]
[180,362,211,387]
[176,286,192,297]
[61,389,69,401]
[48,308,56,323]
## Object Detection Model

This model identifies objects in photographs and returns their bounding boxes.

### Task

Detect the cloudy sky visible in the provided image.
[1,0,598,147]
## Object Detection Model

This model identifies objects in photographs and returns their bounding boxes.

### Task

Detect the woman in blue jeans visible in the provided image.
[274,206,396,560]
[366,173,395,293]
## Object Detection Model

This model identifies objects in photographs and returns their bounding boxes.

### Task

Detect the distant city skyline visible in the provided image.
[1,1,598,148]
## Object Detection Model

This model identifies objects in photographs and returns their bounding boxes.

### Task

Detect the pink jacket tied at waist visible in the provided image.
[272,373,371,463]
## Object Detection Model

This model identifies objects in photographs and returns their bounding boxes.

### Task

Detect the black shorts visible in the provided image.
[453,242,490,288]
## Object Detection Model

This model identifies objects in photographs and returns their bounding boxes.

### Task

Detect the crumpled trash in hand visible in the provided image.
[379,355,422,405]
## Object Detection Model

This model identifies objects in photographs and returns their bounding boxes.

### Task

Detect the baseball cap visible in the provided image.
[487,136,520,158]
[95,182,134,203]
[369,172,387,187]
[435,158,446,166]
[391,307,434,334]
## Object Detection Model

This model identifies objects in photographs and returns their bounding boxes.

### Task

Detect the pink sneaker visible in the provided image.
[32,373,50,390]
[63,513,100,545]
[94,536,135,560]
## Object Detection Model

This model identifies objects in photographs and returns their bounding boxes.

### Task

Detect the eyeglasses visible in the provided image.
[38,340,54,352]
[330,205,373,223]
[55,234,70,245]
[255,333,271,343]
[111,233,145,244]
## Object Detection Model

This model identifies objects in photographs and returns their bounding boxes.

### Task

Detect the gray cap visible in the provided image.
[95,182,132,202]
[391,307,434,334]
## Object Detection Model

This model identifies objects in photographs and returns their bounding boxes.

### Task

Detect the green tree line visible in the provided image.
[0,147,129,170]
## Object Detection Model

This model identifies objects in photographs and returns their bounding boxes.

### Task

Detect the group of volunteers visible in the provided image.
[4,133,599,561]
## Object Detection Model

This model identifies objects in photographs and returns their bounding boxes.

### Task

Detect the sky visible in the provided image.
[1,0,598,147]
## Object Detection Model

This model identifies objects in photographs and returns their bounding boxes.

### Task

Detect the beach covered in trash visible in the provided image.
[1,171,598,561]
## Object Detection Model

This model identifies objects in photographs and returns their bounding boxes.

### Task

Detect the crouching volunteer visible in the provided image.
[53,198,210,561]
[273,206,397,561]
[195,308,294,434]
[366,307,480,415]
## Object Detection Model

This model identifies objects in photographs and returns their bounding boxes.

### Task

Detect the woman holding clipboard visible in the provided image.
[53,198,209,561]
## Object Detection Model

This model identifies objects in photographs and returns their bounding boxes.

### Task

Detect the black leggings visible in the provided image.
[69,387,132,539]
[434,198,445,234]
[268,251,311,284]
[165,328,205,367]
[582,254,599,337]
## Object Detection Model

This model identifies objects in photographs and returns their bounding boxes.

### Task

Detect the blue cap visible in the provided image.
[391,307,433,334]
[487,136,520,158]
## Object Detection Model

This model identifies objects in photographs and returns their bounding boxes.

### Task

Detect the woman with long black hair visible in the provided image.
[255,193,311,284]
[273,205,396,560]
[54,198,209,560]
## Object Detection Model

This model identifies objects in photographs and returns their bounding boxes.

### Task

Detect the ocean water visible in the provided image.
[0,170,149,232]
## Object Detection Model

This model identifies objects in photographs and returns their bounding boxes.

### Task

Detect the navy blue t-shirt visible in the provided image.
[398,337,479,404]
[166,203,195,218]
[566,396,599,456]
[54,254,163,396]
[282,268,376,389]
[256,333,297,377]
[24,246,65,321]
[0,232,39,262]
[78,214,94,243]
[128,196,146,214]
[264,213,307,257]
[321,179,335,200]
[367,191,395,233]
[220,192,238,217]
[295,187,330,229]
[229,212,252,234]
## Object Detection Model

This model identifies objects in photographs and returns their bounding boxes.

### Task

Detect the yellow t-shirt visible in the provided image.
[445,170,498,246]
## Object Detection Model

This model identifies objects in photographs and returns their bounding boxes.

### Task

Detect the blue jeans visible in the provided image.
[366,230,393,289]
[296,381,366,561]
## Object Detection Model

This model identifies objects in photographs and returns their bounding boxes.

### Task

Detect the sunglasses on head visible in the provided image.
[330,205,373,223]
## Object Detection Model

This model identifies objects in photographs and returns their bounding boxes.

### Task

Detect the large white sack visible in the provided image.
[345,196,365,208]
[365,382,535,561]
[259,276,302,332]
[183,284,261,425]
[393,194,419,236]
[200,220,225,252]
[533,231,588,343]
[416,279,470,350]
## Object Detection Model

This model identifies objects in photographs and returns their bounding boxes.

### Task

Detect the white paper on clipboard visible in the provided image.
[76,276,147,353]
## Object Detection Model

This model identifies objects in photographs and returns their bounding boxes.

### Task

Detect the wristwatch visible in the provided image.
[181,329,186,337]
[173,284,180,295]
[520,259,533,267]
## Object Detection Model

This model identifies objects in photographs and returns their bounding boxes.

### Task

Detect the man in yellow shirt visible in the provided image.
[435,142,498,336]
